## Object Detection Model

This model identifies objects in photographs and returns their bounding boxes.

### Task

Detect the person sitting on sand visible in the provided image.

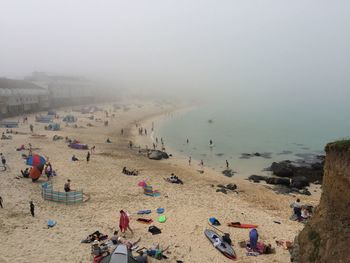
[110,230,120,245]
[169,173,183,184]
[118,236,141,251]
[21,168,30,178]
[301,206,310,220]
[64,179,71,192]
[143,244,169,260]
[72,155,79,161]
[91,240,109,257]
[106,138,111,143]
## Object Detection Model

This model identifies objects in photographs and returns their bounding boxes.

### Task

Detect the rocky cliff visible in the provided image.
[294,140,350,263]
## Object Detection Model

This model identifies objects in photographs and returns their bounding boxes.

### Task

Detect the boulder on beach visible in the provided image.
[269,160,294,177]
[148,150,169,160]
[248,174,268,183]
[265,177,290,186]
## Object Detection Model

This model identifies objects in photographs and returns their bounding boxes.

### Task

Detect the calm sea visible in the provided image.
[156,99,350,176]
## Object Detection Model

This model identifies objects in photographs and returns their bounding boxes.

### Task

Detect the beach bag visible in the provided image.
[209,217,221,226]
[148,225,161,235]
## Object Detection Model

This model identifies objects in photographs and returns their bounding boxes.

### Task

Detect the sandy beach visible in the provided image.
[0,101,320,263]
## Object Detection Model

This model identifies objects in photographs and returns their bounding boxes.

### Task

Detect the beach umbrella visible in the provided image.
[26,154,46,167]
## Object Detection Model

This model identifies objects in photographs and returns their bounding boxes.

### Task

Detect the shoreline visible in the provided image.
[0,100,321,263]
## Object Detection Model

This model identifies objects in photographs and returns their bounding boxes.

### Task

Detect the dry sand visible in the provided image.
[0,101,320,263]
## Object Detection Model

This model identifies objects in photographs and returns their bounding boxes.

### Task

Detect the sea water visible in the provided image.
[156,96,350,176]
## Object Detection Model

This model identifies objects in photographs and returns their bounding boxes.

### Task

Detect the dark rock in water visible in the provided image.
[216,153,224,157]
[248,175,268,183]
[240,152,272,159]
[148,150,169,160]
[277,150,293,155]
[266,177,290,186]
[301,147,310,150]
[222,169,235,177]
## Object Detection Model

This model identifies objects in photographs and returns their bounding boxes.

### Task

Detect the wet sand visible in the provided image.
[0,100,320,263]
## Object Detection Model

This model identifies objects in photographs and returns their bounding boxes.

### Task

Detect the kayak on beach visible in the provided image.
[227,222,258,229]
[204,229,236,260]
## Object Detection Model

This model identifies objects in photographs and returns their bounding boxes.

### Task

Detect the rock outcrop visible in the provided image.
[294,141,350,263]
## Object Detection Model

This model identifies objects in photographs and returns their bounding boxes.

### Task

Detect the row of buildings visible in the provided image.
[0,72,115,119]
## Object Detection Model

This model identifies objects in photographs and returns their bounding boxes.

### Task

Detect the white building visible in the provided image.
[0,78,49,118]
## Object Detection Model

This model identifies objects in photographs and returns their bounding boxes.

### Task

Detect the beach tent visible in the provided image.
[100,244,137,263]
[46,123,60,131]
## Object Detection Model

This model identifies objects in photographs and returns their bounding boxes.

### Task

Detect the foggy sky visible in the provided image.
[0,0,349,100]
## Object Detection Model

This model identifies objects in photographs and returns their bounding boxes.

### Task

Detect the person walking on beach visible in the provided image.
[119,210,133,235]
[186,138,189,144]
[1,154,7,171]
[200,160,204,169]
[0,196,3,208]
[86,151,90,163]
[189,156,191,165]
[30,201,35,217]
[30,124,34,133]
[226,160,229,169]
[91,145,95,153]
[121,129,124,135]
[129,141,133,148]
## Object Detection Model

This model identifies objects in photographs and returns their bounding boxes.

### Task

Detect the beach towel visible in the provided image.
[137,210,151,215]
[158,215,166,223]
[144,185,160,197]
[156,207,164,214]
[119,212,130,232]
[137,218,153,224]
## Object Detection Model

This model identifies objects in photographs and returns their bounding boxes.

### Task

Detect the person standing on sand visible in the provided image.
[91,146,95,153]
[119,210,133,235]
[121,129,124,135]
[187,138,189,144]
[86,151,90,163]
[30,201,35,217]
[129,141,133,148]
[0,196,3,208]
[226,160,229,169]
[200,160,204,169]
[189,156,191,165]
[30,124,34,133]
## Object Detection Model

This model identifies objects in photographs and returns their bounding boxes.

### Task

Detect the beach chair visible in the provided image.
[144,185,160,197]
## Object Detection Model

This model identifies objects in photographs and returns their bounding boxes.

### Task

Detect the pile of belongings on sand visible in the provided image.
[164,173,183,184]
[122,167,139,176]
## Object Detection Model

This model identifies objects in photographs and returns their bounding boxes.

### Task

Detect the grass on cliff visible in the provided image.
[308,228,321,262]
[325,139,350,152]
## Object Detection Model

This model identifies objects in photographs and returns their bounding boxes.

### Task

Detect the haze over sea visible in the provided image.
[157,92,350,176]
